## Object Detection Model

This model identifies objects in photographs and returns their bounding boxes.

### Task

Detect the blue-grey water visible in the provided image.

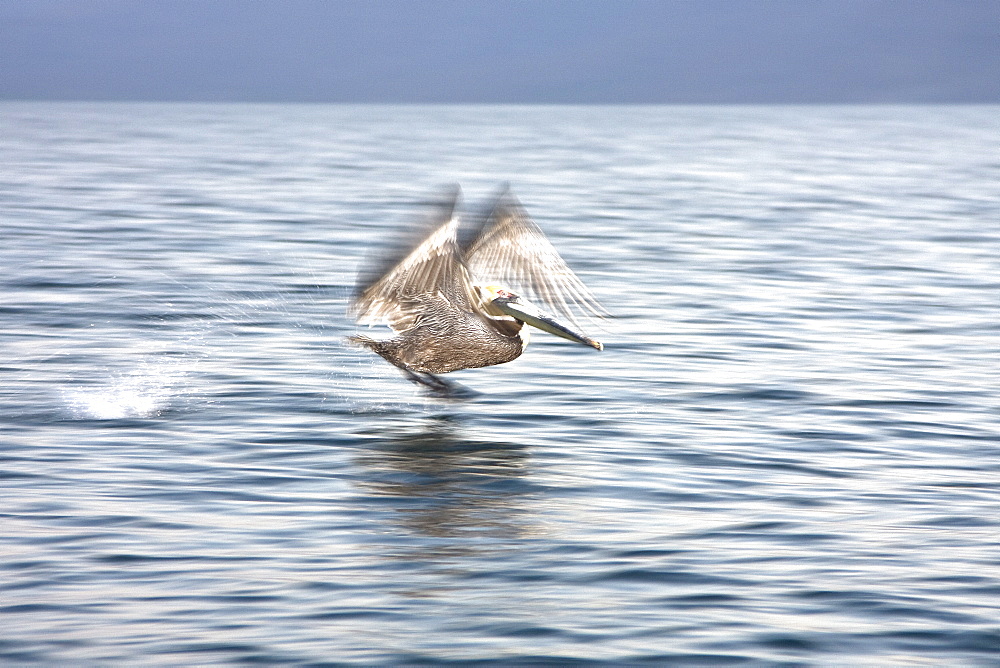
[2,103,999,665]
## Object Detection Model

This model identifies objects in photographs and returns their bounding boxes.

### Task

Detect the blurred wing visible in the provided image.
[464,187,606,326]
[351,189,479,332]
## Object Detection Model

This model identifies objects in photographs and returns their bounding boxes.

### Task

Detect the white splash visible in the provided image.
[63,359,191,420]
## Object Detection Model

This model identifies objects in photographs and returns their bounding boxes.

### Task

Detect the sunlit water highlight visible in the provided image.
[2,103,1000,665]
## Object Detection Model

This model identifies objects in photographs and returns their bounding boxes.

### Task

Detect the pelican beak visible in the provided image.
[494,297,603,350]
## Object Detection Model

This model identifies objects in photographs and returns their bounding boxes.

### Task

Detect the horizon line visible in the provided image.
[3,98,1000,106]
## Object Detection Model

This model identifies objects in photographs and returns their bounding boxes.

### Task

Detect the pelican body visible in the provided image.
[349,187,604,394]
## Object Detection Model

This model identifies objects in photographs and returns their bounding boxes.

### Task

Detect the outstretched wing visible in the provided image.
[350,188,480,333]
[463,186,606,327]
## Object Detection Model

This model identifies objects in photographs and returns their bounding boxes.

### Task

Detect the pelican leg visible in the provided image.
[383,359,456,395]
[422,372,479,399]
[398,366,441,390]
[400,367,476,399]
[419,372,453,392]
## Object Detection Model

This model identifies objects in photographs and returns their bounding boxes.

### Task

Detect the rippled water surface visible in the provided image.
[3,103,1000,665]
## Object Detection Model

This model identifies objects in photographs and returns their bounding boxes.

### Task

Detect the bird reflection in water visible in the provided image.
[354,414,538,544]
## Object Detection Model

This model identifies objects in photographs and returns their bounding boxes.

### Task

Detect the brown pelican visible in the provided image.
[349,186,605,395]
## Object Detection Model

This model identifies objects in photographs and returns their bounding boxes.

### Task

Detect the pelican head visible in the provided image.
[478,285,603,350]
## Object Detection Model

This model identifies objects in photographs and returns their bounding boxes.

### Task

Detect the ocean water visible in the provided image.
[2,102,999,665]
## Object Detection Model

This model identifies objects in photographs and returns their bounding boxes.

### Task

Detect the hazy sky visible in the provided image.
[1,0,998,103]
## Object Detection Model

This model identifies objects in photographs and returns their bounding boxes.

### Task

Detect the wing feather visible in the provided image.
[463,187,607,327]
[351,189,479,332]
